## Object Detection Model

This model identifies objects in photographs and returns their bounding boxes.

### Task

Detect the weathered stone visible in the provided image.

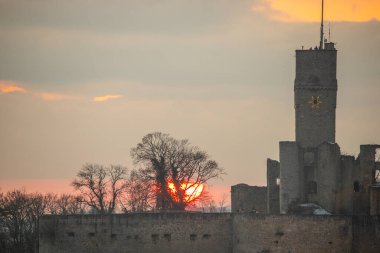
[39,213,380,253]
[231,184,267,213]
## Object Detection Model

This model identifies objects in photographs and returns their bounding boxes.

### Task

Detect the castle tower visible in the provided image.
[277,0,342,214]
[265,1,380,217]
[294,44,337,148]
[278,44,339,214]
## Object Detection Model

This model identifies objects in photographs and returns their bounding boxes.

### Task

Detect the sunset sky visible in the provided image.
[1,0,379,204]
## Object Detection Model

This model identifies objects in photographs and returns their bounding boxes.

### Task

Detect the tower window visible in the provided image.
[375,148,380,183]
[304,152,315,165]
[308,181,317,194]
[353,181,360,192]
[151,234,159,243]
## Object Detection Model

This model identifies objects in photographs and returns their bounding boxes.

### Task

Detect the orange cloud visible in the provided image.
[0,80,81,101]
[37,92,78,101]
[253,0,380,22]
[93,95,122,102]
[0,81,26,94]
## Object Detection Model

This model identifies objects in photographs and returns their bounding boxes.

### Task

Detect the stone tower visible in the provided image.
[266,40,380,215]
[277,42,339,214]
[295,43,337,148]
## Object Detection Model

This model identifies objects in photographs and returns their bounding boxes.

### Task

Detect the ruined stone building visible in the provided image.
[232,41,380,217]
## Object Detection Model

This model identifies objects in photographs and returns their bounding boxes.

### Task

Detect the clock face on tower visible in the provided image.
[308,96,322,109]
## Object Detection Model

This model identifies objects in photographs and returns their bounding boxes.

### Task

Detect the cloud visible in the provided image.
[0,80,81,101]
[252,0,380,22]
[36,92,79,101]
[0,81,26,94]
[93,95,123,102]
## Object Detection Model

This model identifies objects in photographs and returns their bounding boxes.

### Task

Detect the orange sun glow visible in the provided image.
[167,182,204,203]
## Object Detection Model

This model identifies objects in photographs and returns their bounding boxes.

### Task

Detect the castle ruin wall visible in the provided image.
[39,213,380,253]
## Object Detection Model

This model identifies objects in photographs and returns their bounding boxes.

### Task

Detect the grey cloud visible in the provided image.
[0,0,256,34]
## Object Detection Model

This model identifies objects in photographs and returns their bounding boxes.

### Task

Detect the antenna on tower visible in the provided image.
[329,22,331,42]
[319,0,324,49]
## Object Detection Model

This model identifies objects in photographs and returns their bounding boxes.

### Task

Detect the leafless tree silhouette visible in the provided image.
[131,132,224,211]
[72,164,128,214]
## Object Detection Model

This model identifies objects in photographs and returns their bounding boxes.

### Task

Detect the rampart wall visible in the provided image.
[233,214,351,253]
[39,213,232,253]
[39,213,380,253]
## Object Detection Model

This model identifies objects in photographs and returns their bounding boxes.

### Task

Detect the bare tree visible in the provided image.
[121,169,155,212]
[218,193,228,213]
[0,190,51,253]
[55,194,86,215]
[0,189,30,252]
[198,197,218,212]
[0,189,88,253]
[131,132,224,211]
[72,164,128,214]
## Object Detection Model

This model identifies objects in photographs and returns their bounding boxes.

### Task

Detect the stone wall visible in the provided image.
[338,155,356,214]
[231,184,267,213]
[267,159,280,214]
[352,215,380,253]
[40,213,380,253]
[279,141,302,214]
[354,145,380,215]
[316,142,341,213]
[39,213,233,253]
[233,214,351,253]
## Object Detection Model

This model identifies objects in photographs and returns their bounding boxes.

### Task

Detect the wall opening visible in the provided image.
[203,234,211,239]
[276,178,280,186]
[275,231,284,237]
[190,234,197,241]
[354,181,360,192]
[164,233,171,242]
[304,152,315,165]
[307,181,317,194]
[151,234,159,243]
[375,148,380,183]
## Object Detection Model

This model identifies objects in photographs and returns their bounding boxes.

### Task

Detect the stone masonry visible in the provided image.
[39,213,380,253]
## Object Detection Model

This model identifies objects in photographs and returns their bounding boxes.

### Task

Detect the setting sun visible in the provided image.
[167,182,204,203]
